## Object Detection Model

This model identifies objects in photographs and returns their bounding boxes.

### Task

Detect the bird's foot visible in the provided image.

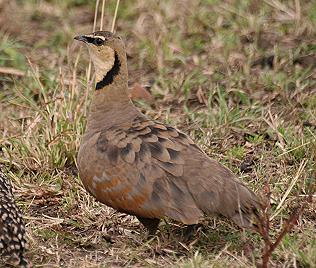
[182,224,203,241]
[137,216,160,238]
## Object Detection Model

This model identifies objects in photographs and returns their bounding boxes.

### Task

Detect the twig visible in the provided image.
[0,67,25,76]
[111,0,120,33]
[86,0,100,89]
[93,0,100,32]
[100,0,106,30]
[257,159,316,268]
[278,141,311,157]
[294,0,301,22]
[263,0,296,18]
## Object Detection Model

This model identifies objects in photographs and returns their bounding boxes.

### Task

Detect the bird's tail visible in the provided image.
[219,180,260,230]
[188,169,260,230]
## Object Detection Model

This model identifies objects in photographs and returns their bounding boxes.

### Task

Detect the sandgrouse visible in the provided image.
[0,172,28,266]
[75,31,259,235]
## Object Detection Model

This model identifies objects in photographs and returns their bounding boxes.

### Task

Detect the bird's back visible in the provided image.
[78,113,259,228]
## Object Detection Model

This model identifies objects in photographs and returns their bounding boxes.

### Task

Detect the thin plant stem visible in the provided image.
[111,0,120,33]
[100,0,106,30]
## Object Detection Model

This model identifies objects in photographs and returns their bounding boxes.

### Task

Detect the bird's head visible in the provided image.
[74,31,125,83]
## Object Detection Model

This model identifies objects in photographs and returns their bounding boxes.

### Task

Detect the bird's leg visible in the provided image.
[137,217,160,236]
[183,224,202,241]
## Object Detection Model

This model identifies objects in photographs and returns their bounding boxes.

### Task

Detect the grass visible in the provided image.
[0,0,315,267]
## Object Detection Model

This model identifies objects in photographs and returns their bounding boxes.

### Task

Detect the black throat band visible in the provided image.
[96,52,121,90]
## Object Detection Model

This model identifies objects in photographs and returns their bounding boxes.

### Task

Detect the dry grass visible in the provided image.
[0,0,315,267]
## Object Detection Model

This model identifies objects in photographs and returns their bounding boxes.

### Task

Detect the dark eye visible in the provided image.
[94,38,104,46]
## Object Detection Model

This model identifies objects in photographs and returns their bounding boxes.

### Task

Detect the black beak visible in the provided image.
[74,35,88,43]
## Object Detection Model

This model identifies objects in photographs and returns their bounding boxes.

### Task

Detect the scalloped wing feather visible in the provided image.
[79,115,258,227]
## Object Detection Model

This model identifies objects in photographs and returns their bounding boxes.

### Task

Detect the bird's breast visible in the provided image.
[78,136,157,217]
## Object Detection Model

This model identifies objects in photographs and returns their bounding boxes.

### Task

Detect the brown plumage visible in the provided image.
[75,31,260,235]
[0,172,28,266]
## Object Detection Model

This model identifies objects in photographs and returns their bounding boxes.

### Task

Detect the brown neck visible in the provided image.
[86,48,139,132]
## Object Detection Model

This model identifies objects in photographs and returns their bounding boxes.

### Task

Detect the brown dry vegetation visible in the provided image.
[0,0,315,267]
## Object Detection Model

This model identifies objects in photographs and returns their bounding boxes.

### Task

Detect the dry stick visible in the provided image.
[100,0,106,30]
[261,193,314,268]
[271,211,301,251]
[87,0,100,83]
[294,0,301,35]
[0,67,25,76]
[93,0,100,32]
[258,162,316,268]
[111,0,120,33]
[294,0,301,22]
[263,0,295,18]
[84,0,100,116]
[259,182,272,268]
[278,141,311,157]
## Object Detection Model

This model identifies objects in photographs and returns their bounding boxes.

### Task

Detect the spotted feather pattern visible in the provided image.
[0,172,28,267]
